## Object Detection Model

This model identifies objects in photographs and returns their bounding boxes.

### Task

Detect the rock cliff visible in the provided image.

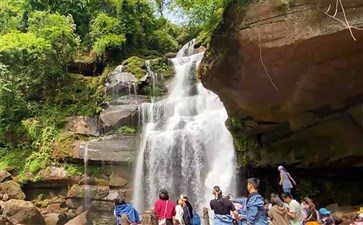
[200,0,363,168]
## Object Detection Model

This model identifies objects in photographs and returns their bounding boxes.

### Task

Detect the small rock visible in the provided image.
[65,116,99,136]
[0,181,25,200]
[46,203,62,213]
[327,203,340,212]
[64,211,91,225]
[0,170,11,183]
[44,213,68,225]
[75,205,84,215]
[2,194,9,201]
[38,166,69,181]
[109,176,128,188]
[79,177,96,185]
[65,199,83,209]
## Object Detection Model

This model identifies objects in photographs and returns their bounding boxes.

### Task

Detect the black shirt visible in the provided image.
[210,197,236,215]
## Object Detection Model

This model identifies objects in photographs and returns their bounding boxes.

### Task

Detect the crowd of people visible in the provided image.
[112,165,362,225]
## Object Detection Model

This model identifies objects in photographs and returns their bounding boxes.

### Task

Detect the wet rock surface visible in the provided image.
[78,134,137,163]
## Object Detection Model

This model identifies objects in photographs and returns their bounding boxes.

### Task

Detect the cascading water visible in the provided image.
[133,40,236,212]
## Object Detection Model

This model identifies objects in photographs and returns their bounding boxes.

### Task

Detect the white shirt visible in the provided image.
[175,205,185,225]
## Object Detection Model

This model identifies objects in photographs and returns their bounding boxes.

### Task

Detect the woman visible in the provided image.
[180,195,193,225]
[210,186,239,225]
[175,198,185,225]
[268,196,289,225]
[154,189,176,225]
[278,165,296,193]
[114,197,141,225]
[301,197,319,224]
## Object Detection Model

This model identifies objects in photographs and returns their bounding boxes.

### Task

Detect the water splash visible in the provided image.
[133,40,236,212]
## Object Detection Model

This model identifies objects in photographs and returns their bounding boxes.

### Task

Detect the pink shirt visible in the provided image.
[154,199,176,220]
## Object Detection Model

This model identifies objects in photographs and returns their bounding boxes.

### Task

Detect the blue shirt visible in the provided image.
[246,193,268,225]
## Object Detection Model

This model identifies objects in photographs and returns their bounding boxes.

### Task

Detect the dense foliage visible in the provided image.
[0,0,229,180]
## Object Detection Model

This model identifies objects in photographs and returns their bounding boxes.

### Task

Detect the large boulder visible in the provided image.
[200,0,363,168]
[99,95,149,132]
[0,171,11,183]
[38,166,69,182]
[109,175,128,188]
[66,185,109,200]
[104,66,138,96]
[0,181,25,200]
[65,116,99,136]
[0,199,45,225]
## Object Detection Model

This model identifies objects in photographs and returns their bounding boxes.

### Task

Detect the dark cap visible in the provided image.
[159,188,168,194]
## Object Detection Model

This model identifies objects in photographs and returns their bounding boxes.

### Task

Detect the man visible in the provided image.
[210,186,239,225]
[281,192,304,225]
[246,178,268,225]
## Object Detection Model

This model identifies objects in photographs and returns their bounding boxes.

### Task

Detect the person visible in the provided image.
[268,197,289,225]
[175,198,185,225]
[278,166,296,194]
[246,178,269,225]
[350,214,363,225]
[319,208,335,225]
[154,189,176,225]
[180,195,193,225]
[281,192,304,225]
[114,197,141,225]
[210,186,239,225]
[301,197,319,224]
[231,196,248,225]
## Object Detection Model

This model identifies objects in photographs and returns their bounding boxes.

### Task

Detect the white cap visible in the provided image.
[278,165,284,171]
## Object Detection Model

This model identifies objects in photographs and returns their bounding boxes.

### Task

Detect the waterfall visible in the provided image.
[133,40,236,212]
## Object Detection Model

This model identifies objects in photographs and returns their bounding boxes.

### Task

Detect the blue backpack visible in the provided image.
[191,211,201,225]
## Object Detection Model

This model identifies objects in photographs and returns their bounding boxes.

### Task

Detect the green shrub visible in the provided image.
[122,56,146,80]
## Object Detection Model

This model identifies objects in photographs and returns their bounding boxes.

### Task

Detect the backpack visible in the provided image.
[190,211,201,225]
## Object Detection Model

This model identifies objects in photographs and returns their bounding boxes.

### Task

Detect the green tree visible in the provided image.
[28,11,80,73]
[90,12,126,57]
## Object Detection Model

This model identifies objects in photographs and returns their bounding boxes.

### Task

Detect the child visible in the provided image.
[319,208,335,225]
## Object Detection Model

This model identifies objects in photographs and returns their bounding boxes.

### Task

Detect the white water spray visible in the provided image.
[133,40,236,212]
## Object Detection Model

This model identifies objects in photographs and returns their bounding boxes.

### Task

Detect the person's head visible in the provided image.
[281,192,293,203]
[302,197,315,210]
[177,198,185,206]
[271,197,284,207]
[159,189,169,200]
[247,178,260,193]
[278,165,285,172]
[212,186,222,199]
[227,194,233,200]
[180,195,189,202]
[114,196,125,206]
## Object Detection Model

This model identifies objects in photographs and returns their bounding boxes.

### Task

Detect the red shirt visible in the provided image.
[154,199,176,220]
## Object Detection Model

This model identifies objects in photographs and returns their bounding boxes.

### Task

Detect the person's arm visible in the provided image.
[154,201,160,217]
[268,207,273,218]
[210,201,214,210]
[287,173,296,185]
[279,173,283,185]
[287,205,296,219]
